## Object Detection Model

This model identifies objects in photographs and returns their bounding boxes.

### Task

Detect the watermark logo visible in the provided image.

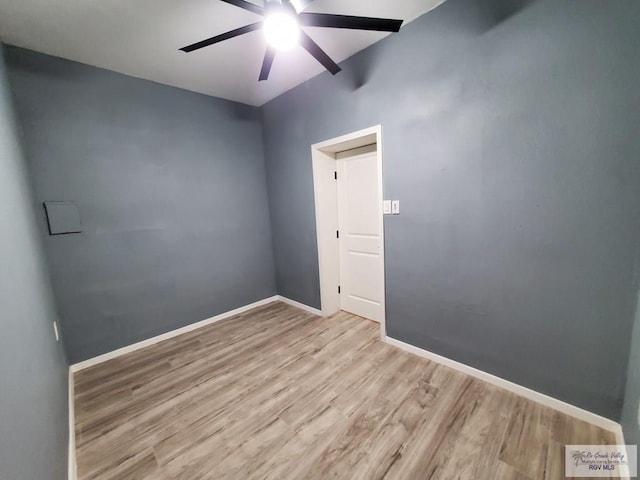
[565,445,637,477]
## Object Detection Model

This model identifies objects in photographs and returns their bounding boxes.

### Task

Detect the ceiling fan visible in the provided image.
[180,0,404,81]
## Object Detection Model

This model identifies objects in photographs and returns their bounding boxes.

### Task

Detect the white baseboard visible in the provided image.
[613,426,631,480]
[276,295,323,316]
[385,336,622,435]
[68,369,76,480]
[614,424,626,446]
[70,296,279,372]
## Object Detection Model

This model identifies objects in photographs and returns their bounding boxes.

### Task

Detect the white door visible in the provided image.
[336,145,384,323]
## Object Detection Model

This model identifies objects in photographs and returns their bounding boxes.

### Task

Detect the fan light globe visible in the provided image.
[264,12,299,51]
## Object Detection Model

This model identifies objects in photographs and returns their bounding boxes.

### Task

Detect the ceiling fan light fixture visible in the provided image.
[180,1,404,81]
[264,12,300,51]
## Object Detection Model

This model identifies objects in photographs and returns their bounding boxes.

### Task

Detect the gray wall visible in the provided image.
[261,0,640,419]
[622,291,640,446]
[0,45,69,480]
[6,47,276,364]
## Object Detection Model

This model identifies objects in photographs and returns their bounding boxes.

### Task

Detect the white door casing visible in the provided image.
[311,125,386,337]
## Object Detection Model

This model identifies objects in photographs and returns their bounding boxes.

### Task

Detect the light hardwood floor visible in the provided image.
[74,302,616,480]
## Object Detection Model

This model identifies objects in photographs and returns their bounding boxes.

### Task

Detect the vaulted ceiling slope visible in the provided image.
[0,0,445,106]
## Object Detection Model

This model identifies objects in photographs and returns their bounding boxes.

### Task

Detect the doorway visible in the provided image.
[311,125,385,338]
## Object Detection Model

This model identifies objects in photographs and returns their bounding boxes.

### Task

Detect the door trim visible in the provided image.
[311,125,386,338]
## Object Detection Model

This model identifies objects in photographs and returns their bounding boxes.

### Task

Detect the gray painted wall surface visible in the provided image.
[0,45,68,480]
[261,0,640,419]
[6,47,276,363]
[622,291,640,447]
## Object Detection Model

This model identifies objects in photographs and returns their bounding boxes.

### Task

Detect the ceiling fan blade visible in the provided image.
[259,47,276,81]
[288,0,315,13]
[299,13,403,32]
[299,31,341,75]
[180,22,262,52]
[220,0,264,15]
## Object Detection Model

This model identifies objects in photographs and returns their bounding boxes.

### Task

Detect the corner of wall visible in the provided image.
[68,369,76,480]
[257,102,280,296]
[621,287,640,448]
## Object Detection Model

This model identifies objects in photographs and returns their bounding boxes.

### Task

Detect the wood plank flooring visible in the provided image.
[74,302,616,479]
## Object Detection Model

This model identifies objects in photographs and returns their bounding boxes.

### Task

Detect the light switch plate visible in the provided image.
[383,200,392,215]
[392,200,400,215]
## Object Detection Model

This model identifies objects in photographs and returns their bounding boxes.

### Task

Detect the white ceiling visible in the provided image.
[0,0,445,106]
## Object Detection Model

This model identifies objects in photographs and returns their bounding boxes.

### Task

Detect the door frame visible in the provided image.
[311,125,386,338]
